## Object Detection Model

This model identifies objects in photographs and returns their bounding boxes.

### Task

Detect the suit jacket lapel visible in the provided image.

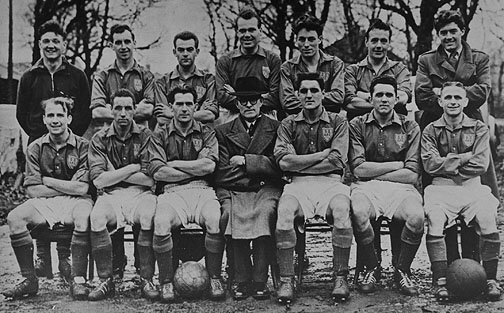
[455,44,476,81]
[247,116,275,155]
[225,118,250,151]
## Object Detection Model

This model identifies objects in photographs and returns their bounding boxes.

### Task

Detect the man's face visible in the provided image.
[39,32,66,61]
[111,30,135,62]
[237,97,262,121]
[296,28,321,59]
[112,96,135,129]
[366,29,390,61]
[438,22,465,53]
[43,102,71,136]
[236,17,260,51]
[298,80,323,110]
[438,85,468,117]
[173,39,199,69]
[173,93,195,124]
[370,83,397,116]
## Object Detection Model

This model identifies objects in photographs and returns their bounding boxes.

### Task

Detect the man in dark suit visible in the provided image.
[214,77,284,300]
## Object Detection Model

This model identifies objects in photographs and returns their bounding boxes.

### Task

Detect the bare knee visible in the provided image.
[200,201,221,234]
[350,193,373,232]
[426,209,446,236]
[475,210,498,235]
[276,195,299,230]
[90,202,110,232]
[154,209,179,236]
[73,203,92,232]
[137,202,156,231]
[329,195,351,229]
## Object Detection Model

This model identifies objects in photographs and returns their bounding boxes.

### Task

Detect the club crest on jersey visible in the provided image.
[195,86,206,100]
[193,138,203,151]
[463,133,475,147]
[262,66,270,79]
[67,155,79,169]
[395,133,407,148]
[134,78,143,92]
[322,127,333,142]
[319,71,329,81]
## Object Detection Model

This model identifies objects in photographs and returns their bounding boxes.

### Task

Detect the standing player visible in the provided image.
[280,14,345,115]
[3,97,92,300]
[274,72,351,303]
[349,75,424,296]
[344,19,411,121]
[422,82,501,302]
[214,77,283,300]
[87,89,156,301]
[16,20,91,279]
[216,6,282,123]
[91,24,155,131]
[154,31,218,126]
[148,85,225,302]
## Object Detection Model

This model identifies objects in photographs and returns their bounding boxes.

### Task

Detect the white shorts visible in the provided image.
[157,181,219,227]
[96,186,156,229]
[281,175,350,219]
[424,177,499,234]
[351,180,422,220]
[25,196,93,229]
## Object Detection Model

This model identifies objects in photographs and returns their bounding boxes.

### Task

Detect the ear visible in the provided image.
[437,96,443,108]
[108,41,113,48]
[196,48,200,56]
[173,48,176,56]
[67,114,73,125]
[461,97,469,108]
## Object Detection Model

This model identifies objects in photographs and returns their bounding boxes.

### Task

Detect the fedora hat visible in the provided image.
[231,76,268,98]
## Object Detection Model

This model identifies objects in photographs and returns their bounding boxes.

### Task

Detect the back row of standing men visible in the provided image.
[5,6,500,304]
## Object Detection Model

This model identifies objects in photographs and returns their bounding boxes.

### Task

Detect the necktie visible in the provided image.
[448,52,458,70]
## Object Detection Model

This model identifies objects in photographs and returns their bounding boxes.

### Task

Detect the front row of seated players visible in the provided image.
[422,81,501,301]
[4,97,93,299]
[3,76,501,303]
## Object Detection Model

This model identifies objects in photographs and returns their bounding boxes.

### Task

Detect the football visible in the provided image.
[446,258,487,299]
[173,261,210,298]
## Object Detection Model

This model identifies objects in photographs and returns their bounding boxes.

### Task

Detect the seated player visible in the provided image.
[349,75,424,296]
[87,89,156,301]
[422,81,502,301]
[3,97,93,300]
[274,72,352,303]
[214,77,284,300]
[148,85,225,302]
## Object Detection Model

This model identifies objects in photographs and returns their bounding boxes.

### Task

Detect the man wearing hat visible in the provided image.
[214,77,284,300]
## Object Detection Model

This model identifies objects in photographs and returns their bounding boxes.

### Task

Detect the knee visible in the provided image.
[202,208,221,234]
[426,210,445,236]
[350,195,371,231]
[90,205,107,230]
[73,205,91,231]
[329,196,350,228]
[406,211,425,233]
[276,196,298,229]
[138,204,156,230]
[7,204,29,230]
[475,211,498,235]
[153,210,177,235]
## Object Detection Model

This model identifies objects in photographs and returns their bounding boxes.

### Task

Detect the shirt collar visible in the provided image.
[30,56,69,72]
[293,108,331,123]
[432,113,477,129]
[106,59,142,75]
[106,121,141,138]
[365,110,403,126]
[230,46,266,58]
[41,130,77,147]
[358,56,398,70]
[167,119,202,136]
[288,50,334,65]
[444,45,463,59]
[169,66,204,79]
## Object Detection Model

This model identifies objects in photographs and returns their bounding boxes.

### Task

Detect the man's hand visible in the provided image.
[230,155,245,167]
[135,100,154,117]
[92,104,113,120]
[459,152,473,165]
[223,84,235,94]
[433,87,441,96]
[356,91,370,100]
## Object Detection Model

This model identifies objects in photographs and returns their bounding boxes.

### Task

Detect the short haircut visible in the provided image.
[173,31,199,49]
[110,24,135,41]
[434,10,465,32]
[296,72,324,90]
[111,88,136,107]
[293,14,323,36]
[41,97,74,115]
[440,81,466,95]
[39,20,65,39]
[167,85,197,104]
[366,19,392,40]
[235,6,261,29]
[369,75,398,95]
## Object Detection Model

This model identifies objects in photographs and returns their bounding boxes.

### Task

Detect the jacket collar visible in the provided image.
[226,115,276,153]
[30,57,70,73]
